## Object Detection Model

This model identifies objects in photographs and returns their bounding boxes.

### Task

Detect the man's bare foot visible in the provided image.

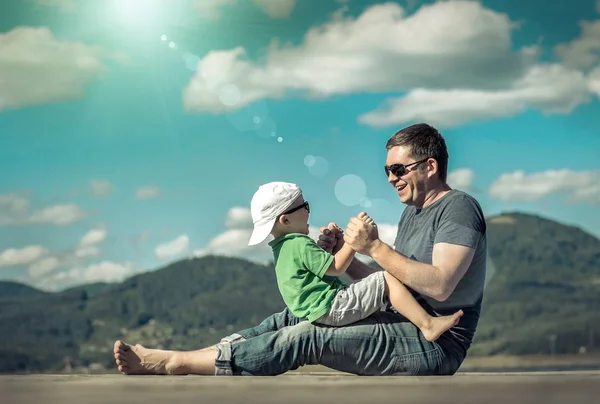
[113,340,186,375]
[421,310,464,342]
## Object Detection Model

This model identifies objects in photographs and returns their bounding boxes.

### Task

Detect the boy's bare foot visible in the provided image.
[113,340,186,375]
[421,310,464,342]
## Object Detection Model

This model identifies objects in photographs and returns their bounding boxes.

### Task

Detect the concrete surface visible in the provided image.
[1,372,599,404]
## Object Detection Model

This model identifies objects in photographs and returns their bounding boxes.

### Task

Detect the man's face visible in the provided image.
[385,145,431,207]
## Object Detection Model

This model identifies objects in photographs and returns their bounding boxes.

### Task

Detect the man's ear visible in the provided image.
[426,158,439,179]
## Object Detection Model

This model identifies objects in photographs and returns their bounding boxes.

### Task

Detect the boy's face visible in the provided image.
[278,195,310,235]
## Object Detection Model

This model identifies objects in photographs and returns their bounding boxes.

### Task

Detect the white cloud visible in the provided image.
[0,193,31,225]
[0,193,87,227]
[136,186,161,200]
[28,204,87,225]
[375,223,397,248]
[448,168,475,191]
[252,0,295,19]
[28,256,59,278]
[89,179,112,198]
[75,226,105,258]
[194,0,237,19]
[194,228,272,263]
[183,1,538,114]
[554,20,600,70]
[0,245,48,268]
[74,245,101,258]
[225,206,254,229]
[40,261,135,291]
[589,65,600,96]
[0,26,124,111]
[155,234,190,260]
[22,225,108,285]
[489,169,600,204]
[358,64,591,128]
[79,227,107,247]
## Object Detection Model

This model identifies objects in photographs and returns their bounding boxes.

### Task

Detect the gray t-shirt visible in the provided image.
[392,189,487,359]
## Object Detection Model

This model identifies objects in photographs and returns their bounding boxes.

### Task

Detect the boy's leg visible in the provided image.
[313,271,387,327]
[220,307,302,344]
[382,272,463,342]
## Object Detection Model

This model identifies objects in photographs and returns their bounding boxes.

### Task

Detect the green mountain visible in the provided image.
[0,212,598,372]
[0,281,49,302]
[0,256,285,372]
[471,212,600,356]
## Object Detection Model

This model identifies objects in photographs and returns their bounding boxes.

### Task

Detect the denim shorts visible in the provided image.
[314,270,387,326]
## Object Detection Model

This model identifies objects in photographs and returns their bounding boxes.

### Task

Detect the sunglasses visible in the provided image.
[282,201,310,215]
[384,157,429,178]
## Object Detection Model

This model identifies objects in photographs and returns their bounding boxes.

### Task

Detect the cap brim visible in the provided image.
[248,218,276,246]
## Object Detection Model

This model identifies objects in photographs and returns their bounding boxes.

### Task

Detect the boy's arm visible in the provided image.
[324,243,356,276]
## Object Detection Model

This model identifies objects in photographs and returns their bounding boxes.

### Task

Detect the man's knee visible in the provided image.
[273,321,315,349]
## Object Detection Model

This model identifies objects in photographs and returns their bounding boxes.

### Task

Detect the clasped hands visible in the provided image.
[317,212,380,256]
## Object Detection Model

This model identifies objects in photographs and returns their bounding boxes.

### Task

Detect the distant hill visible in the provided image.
[0,281,48,301]
[471,212,600,356]
[0,256,285,372]
[0,212,598,372]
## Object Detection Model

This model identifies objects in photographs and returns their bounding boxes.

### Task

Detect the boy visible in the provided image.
[248,181,462,341]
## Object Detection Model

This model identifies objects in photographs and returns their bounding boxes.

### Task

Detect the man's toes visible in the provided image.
[114,340,131,353]
[114,340,124,353]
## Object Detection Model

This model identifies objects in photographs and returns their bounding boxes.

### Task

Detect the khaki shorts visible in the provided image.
[314,271,387,326]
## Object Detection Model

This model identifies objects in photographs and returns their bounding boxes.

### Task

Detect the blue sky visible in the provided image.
[0,0,599,291]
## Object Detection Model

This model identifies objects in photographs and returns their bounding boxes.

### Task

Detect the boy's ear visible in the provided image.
[278,215,288,225]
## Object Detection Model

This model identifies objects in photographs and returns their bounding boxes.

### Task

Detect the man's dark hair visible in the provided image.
[385,123,449,183]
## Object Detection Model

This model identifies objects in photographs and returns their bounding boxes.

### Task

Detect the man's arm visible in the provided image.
[369,240,475,301]
[347,195,485,301]
[344,256,379,280]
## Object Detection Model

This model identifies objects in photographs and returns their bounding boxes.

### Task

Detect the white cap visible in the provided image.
[248,182,302,246]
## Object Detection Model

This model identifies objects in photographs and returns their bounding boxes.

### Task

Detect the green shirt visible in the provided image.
[268,233,346,322]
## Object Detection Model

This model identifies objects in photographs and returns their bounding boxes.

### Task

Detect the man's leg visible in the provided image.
[220,307,301,345]
[114,308,302,375]
[215,311,465,376]
[114,311,464,376]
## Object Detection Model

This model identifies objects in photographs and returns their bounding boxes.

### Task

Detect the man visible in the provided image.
[113,123,487,376]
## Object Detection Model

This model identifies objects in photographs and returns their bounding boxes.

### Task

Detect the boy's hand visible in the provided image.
[318,222,345,254]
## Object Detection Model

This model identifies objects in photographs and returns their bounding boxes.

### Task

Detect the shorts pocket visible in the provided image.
[329,289,361,325]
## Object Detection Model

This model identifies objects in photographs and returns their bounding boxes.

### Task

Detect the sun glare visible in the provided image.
[114,0,162,26]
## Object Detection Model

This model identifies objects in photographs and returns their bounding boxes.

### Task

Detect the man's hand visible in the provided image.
[317,222,345,254]
[344,212,380,255]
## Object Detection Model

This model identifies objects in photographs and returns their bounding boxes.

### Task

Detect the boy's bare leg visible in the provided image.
[113,340,217,375]
[382,272,463,342]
